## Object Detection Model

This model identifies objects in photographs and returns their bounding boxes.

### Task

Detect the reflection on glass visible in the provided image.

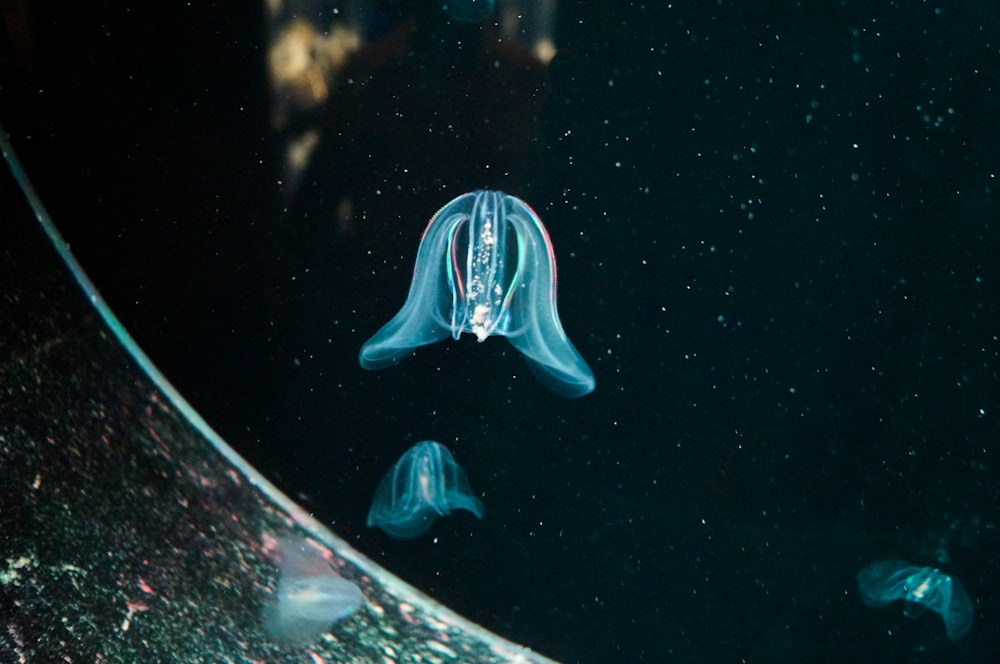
[262,536,363,646]
[441,0,496,22]
[367,441,484,540]
[359,190,595,398]
[856,559,974,641]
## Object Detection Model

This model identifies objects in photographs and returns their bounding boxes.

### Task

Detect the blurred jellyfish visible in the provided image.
[262,536,363,646]
[857,559,973,641]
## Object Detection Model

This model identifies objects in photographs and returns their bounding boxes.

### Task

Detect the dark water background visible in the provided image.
[2,1,998,661]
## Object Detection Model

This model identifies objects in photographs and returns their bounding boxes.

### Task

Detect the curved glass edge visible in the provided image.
[0,125,559,663]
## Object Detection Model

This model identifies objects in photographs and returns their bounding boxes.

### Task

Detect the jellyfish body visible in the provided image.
[262,536,363,646]
[857,559,973,641]
[367,441,484,539]
[359,190,595,398]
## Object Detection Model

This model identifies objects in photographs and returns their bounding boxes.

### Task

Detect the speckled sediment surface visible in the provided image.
[0,149,556,664]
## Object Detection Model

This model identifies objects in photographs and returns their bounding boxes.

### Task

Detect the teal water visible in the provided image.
[2,2,997,661]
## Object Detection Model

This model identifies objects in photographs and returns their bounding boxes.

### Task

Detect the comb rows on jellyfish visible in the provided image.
[359,190,595,398]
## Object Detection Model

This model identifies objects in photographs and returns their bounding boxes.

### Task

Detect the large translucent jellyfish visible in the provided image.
[360,190,595,398]
[262,536,364,645]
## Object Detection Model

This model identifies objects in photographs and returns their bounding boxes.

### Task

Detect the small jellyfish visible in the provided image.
[441,0,495,22]
[262,536,363,646]
[367,440,484,539]
[856,559,974,641]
